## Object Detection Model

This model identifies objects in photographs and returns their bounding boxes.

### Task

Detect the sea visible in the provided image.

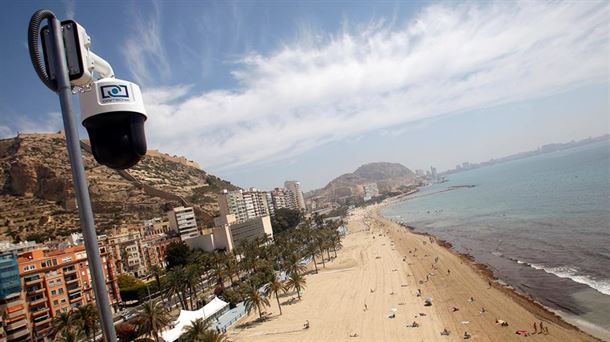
[381,139,610,340]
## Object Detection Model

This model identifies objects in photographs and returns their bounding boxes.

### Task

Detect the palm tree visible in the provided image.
[243,286,270,319]
[151,265,165,289]
[134,300,172,342]
[201,329,229,342]
[284,254,306,276]
[181,318,209,341]
[73,303,98,342]
[285,272,307,300]
[166,266,188,309]
[50,311,77,340]
[266,273,284,315]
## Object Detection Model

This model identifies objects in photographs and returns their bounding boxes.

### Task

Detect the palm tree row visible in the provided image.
[125,217,344,341]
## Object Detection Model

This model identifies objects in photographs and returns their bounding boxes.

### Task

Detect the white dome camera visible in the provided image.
[79,78,148,169]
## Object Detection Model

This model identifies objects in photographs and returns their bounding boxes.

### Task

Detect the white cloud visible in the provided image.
[0,112,64,139]
[122,0,170,86]
[142,1,609,173]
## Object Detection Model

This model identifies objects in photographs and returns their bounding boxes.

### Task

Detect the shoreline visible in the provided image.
[376,196,607,341]
[229,203,601,341]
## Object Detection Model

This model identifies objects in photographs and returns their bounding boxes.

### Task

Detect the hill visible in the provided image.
[307,162,416,205]
[0,132,237,242]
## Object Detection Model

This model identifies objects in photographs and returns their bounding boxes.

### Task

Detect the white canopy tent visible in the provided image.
[161,297,229,342]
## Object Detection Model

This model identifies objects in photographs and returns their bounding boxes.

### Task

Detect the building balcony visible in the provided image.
[66,285,80,293]
[32,316,51,326]
[4,319,27,332]
[28,297,46,306]
[6,327,29,341]
[65,277,79,285]
[24,277,43,286]
[30,306,49,317]
[6,310,26,322]
[62,267,77,274]
[26,287,45,295]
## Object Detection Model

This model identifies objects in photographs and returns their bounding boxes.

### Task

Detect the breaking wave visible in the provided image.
[528,264,610,296]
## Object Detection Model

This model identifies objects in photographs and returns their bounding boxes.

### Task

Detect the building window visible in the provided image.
[23,265,36,271]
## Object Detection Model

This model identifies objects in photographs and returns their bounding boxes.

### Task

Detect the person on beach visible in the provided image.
[304,320,310,329]
[533,322,538,334]
[464,331,471,339]
[468,296,475,303]
[539,321,544,334]
[448,269,451,275]
[364,304,368,311]
[480,307,486,314]
[417,288,422,296]
[441,328,450,336]
[451,306,459,312]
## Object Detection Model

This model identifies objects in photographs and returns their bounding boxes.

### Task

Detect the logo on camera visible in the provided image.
[101,85,129,99]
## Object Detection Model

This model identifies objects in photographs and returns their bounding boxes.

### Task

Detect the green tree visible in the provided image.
[50,311,77,340]
[117,274,144,289]
[285,272,307,300]
[243,286,270,319]
[165,242,191,269]
[271,208,302,234]
[134,300,172,342]
[265,273,285,315]
[115,323,139,342]
[181,318,209,341]
[166,266,188,309]
[151,265,165,289]
[73,304,98,342]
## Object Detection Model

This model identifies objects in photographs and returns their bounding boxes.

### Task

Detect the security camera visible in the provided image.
[79,78,147,169]
[34,17,148,170]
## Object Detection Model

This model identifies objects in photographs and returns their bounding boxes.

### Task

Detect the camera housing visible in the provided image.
[79,78,147,169]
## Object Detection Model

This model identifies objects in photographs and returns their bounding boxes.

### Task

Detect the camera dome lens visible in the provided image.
[83,112,147,169]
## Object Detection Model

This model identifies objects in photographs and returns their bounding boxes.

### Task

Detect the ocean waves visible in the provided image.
[502,254,610,296]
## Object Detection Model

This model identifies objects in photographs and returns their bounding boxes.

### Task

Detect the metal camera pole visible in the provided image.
[47,17,118,342]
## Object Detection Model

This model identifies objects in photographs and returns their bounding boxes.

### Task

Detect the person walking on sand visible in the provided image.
[448,269,451,275]
[533,322,538,334]
[539,321,544,334]
[364,304,368,311]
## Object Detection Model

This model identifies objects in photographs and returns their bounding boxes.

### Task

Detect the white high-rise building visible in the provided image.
[167,206,200,240]
[270,187,295,211]
[284,181,306,211]
[219,189,271,223]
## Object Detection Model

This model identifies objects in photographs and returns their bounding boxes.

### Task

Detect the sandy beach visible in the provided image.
[228,204,600,341]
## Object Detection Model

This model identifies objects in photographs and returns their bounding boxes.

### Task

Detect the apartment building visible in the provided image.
[219,189,270,223]
[270,187,296,211]
[284,181,306,211]
[190,214,273,253]
[16,246,120,341]
[0,253,29,342]
[167,207,200,240]
[143,217,172,235]
[98,230,146,277]
[230,216,274,247]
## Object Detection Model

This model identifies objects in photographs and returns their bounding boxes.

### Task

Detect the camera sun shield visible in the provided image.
[80,78,148,169]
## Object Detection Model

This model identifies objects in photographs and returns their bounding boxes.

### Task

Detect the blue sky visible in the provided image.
[1,1,608,191]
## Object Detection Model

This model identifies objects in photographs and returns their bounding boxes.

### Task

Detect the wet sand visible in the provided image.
[228,205,600,341]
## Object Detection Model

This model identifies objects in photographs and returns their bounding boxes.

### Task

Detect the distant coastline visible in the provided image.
[443,133,610,175]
